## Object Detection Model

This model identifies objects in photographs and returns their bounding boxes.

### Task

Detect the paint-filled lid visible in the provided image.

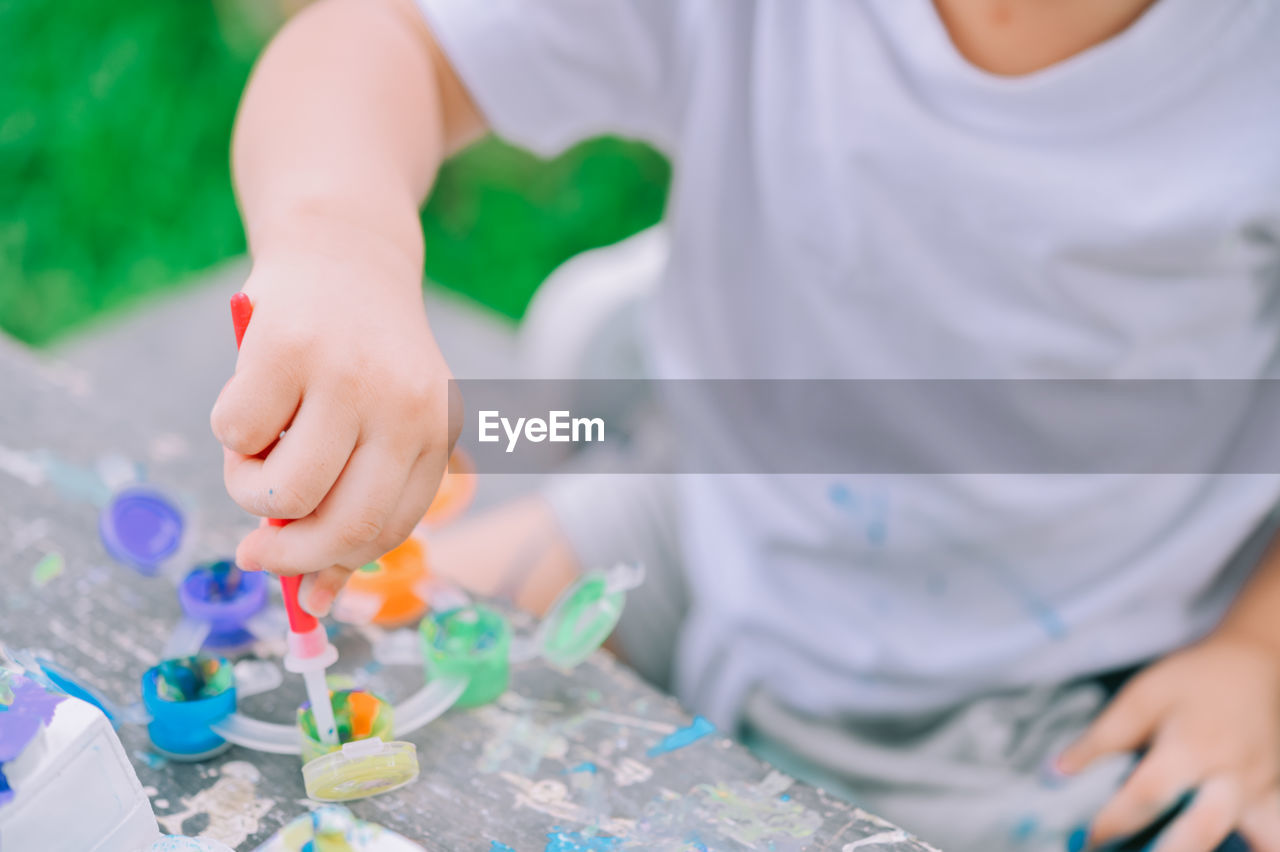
[99,487,184,573]
[301,739,419,803]
[536,564,644,669]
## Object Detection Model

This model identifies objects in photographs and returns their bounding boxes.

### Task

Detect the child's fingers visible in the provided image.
[378,448,448,544]
[1240,792,1280,852]
[223,392,360,519]
[298,566,351,618]
[238,439,413,575]
[1088,740,1196,847]
[1059,677,1167,774]
[211,354,302,457]
[1150,775,1241,852]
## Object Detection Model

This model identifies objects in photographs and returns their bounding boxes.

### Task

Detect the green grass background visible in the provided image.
[0,0,670,346]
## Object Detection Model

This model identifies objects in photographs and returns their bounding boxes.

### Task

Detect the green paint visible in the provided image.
[154,656,232,702]
[297,688,393,763]
[30,551,65,587]
[420,604,510,708]
[540,574,623,669]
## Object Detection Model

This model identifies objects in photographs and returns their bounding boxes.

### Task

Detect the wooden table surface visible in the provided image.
[0,337,939,852]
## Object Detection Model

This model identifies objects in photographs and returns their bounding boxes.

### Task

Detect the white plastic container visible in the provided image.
[0,694,160,851]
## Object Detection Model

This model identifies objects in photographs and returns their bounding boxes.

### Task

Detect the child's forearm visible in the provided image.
[232,0,482,272]
[1213,526,1280,658]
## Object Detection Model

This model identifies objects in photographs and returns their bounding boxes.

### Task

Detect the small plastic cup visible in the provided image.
[296,688,395,763]
[178,560,267,650]
[419,604,511,708]
[296,689,419,802]
[538,572,625,669]
[99,487,184,576]
[141,656,236,760]
[301,740,419,803]
[340,538,430,627]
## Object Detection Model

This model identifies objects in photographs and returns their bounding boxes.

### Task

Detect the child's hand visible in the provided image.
[211,242,458,616]
[1059,635,1280,852]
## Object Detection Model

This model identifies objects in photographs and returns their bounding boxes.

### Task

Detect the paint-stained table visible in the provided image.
[0,337,939,851]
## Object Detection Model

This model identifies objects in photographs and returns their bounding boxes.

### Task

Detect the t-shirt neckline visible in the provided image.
[862,0,1258,139]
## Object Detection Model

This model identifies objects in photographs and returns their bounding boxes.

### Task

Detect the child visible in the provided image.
[213,1,1280,849]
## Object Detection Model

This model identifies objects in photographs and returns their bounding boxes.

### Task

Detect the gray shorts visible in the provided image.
[542,472,1134,852]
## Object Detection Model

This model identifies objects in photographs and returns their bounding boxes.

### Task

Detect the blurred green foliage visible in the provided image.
[0,0,669,346]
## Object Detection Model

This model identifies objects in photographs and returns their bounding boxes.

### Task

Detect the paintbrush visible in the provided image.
[229,292,340,747]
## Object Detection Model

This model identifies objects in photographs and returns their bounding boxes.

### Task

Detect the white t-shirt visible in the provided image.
[418,0,1280,723]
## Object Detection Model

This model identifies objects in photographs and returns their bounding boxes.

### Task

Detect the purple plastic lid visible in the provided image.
[99,487,184,573]
[179,562,267,631]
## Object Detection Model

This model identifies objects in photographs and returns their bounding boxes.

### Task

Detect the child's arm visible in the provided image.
[1060,537,1280,851]
[211,0,481,614]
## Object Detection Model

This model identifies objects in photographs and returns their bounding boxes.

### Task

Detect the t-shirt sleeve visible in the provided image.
[415,0,691,156]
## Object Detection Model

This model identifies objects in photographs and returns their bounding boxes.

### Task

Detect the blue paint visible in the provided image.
[1066,825,1088,852]
[544,830,621,852]
[828,482,891,546]
[647,715,715,757]
[1011,814,1038,843]
[37,662,112,721]
[780,794,790,801]
[828,483,855,506]
[0,674,66,806]
[491,843,517,852]
[565,762,598,774]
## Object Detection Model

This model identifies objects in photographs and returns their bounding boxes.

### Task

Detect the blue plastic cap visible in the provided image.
[100,487,184,575]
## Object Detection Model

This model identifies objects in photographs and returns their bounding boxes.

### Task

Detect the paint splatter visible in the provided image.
[647,716,714,757]
[0,673,66,806]
[30,551,65,587]
[148,838,234,851]
[627,772,820,852]
[843,830,910,850]
[1010,814,1039,843]
[565,762,598,775]
[544,829,621,852]
[829,482,891,547]
[497,773,633,837]
[477,705,573,774]
[155,761,275,847]
[491,843,517,852]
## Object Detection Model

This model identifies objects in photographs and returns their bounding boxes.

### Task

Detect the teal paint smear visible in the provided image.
[565,762,598,774]
[491,844,517,852]
[647,716,715,757]
[544,831,621,852]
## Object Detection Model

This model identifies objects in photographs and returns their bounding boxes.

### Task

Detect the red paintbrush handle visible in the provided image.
[230,293,319,634]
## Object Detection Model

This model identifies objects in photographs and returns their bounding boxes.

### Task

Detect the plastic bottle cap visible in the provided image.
[537,572,625,669]
[301,740,419,802]
[141,656,237,760]
[100,487,184,573]
[419,604,510,708]
[178,562,268,649]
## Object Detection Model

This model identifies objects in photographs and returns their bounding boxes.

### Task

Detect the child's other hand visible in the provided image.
[210,243,458,616]
[1059,635,1280,852]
